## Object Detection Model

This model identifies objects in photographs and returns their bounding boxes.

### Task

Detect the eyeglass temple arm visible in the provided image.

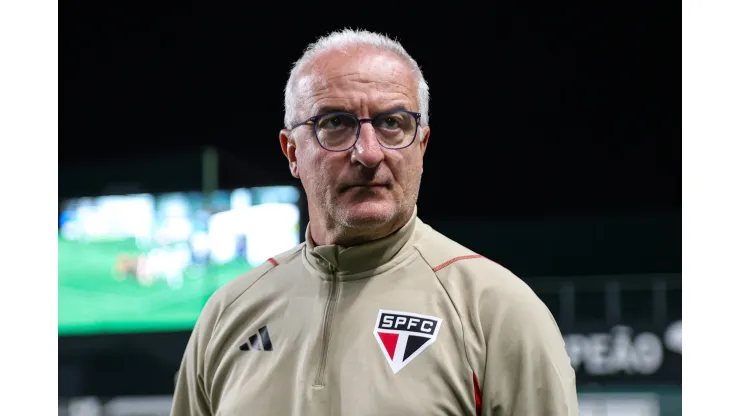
[290,117,317,130]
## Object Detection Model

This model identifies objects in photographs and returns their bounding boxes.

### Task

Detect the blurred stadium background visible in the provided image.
[58,149,680,416]
[60,3,679,414]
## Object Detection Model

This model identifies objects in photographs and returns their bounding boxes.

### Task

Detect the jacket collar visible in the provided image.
[304,207,419,280]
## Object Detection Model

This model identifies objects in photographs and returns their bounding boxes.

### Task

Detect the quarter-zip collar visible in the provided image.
[304,207,420,280]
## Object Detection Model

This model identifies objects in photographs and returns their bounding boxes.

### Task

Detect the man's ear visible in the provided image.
[419,125,431,157]
[280,129,300,179]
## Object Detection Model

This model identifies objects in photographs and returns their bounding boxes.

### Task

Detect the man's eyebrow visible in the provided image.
[314,106,349,115]
[313,103,415,117]
[378,104,413,113]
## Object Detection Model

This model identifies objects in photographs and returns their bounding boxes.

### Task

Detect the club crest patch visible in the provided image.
[373,309,443,374]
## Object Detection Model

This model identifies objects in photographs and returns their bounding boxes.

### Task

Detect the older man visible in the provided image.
[172,29,578,416]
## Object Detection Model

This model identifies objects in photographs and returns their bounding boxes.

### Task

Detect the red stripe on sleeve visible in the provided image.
[432,254,485,272]
[473,373,482,416]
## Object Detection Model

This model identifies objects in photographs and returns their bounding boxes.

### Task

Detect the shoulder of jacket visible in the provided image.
[414,223,550,333]
[414,222,501,277]
[202,243,304,318]
[414,222,525,291]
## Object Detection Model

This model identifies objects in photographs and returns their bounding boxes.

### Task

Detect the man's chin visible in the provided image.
[338,201,397,228]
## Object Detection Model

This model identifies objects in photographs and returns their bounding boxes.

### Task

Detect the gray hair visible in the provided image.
[283,28,430,129]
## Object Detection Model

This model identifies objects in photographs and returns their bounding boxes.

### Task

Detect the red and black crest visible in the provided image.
[373,309,443,374]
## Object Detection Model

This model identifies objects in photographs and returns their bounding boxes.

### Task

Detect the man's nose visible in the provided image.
[351,122,384,168]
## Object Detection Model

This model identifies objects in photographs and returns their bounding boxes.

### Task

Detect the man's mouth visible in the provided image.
[341,183,391,192]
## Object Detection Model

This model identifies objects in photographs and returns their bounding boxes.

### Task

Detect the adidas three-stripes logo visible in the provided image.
[239,326,273,351]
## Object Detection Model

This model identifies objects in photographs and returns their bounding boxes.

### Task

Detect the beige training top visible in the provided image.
[172,210,578,415]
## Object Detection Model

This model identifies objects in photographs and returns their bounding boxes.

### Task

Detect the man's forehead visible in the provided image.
[295,47,416,98]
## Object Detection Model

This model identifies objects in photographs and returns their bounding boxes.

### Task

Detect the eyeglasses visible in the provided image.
[290,110,422,152]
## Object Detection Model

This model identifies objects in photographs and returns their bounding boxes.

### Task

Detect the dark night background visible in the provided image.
[60,2,679,217]
[59,0,680,402]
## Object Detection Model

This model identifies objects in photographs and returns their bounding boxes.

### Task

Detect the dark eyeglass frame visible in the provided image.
[290,109,422,152]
